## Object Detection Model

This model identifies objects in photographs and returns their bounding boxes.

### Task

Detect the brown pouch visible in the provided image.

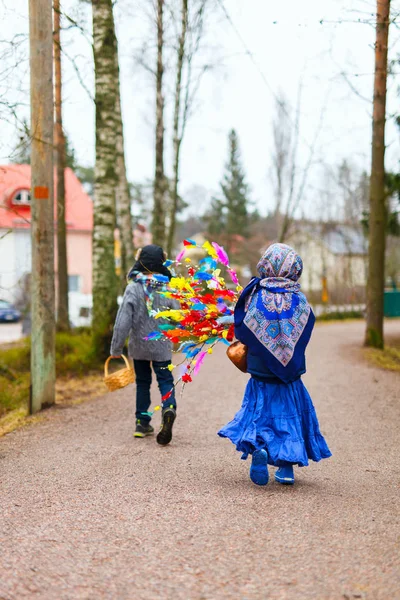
[226,341,248,373]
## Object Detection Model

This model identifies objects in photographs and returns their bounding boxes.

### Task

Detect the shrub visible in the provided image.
[316,310,364,322]
[55,330,99,376]
[0,330,102,418]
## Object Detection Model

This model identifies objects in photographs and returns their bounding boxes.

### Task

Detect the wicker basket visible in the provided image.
[104,355,135,391]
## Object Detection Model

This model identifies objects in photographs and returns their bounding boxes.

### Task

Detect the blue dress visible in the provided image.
[218,376,332,466]
[219,246,332,466]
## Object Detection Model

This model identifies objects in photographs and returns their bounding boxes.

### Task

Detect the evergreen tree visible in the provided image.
[206,196,225,237]
[206,129,250,250]
[222,129,249,243]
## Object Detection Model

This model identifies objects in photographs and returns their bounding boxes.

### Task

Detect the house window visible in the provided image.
[12,190,31,206]
[68,275,81,293]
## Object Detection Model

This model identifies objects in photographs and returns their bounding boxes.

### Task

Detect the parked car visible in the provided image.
[0,300,21,323]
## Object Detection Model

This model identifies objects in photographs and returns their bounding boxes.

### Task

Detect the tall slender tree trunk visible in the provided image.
[279,214,291,244]
[29,0,56,413]
[152,0,166,247]
[115,68,134,280]
[365,0,390,349]
[91,0,119,359]
[54,0,70,331]
[166,0,188,256]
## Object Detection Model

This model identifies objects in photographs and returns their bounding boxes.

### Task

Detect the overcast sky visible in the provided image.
[1,0,399,217]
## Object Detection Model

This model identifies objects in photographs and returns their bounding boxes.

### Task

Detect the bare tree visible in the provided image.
[29,0,56,412]
[54,0,69,331]
[115,91,134,280]
[365,0,391,349]
[152,0,167,247]
[166,0,208,255]
[134,0,211,253]
[166,0,188,255]
[113,20,134,281]
[337,160,369,225]
[91,0,119,358]
[270,88,326,243]
[271,95,292,221]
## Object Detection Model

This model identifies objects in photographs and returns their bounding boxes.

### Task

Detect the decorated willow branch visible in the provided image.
[146,238,242,411]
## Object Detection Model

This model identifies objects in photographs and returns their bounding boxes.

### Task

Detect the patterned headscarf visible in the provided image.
[257,243,303,283]
[235,243,314,381]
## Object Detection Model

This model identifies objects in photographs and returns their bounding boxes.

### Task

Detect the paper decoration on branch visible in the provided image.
[145,239,242,410]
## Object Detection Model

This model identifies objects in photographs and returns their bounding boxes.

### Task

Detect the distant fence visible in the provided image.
[313,304,366,318]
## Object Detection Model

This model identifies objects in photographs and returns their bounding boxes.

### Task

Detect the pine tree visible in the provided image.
[206,196,225,237]
[206,129,250,250]
[221,129,250,249]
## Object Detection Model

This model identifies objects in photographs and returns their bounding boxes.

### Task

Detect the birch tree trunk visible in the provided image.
[166,0,188,256]
[29,0,56,412]
[152,0,166,247]
[54,0,70,331]
[365,0,390,349]
[115,72,134,280]
[92,0,119,358]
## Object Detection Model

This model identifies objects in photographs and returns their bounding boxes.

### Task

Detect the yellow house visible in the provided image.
[287,224,368,304]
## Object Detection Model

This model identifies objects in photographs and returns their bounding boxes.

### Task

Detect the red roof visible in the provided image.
[0,164,93,231]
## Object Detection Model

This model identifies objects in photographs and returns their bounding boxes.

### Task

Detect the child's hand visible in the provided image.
[110,354,122,359]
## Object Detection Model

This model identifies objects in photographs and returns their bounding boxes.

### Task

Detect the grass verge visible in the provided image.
[0,329,105,437]
[364,337,400,372]
[316,310,363,322]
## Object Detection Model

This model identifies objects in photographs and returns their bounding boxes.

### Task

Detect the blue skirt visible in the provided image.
[218,377,332,466]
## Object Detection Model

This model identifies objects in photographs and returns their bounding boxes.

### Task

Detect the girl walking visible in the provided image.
[110,245,178,445]
[218,243,331,485]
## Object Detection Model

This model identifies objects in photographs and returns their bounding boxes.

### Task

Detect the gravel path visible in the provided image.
[1,321,399,600]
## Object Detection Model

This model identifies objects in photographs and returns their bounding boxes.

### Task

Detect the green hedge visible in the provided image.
[0,329,102,418]
[316,310,364,322]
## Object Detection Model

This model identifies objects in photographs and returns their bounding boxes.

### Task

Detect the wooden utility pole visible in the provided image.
[29,0,56,413]
[54,0,70,331]
[152,0,166,247]
[365,0,391,349]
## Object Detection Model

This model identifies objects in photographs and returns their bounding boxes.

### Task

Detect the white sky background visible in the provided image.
[0,0,399,219]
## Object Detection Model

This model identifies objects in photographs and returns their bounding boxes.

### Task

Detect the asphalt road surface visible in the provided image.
[1,321,399,600]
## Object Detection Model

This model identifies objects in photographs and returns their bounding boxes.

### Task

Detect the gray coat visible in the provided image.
[110,281,179,362]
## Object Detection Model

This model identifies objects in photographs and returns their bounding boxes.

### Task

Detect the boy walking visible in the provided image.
[110,245,178,445]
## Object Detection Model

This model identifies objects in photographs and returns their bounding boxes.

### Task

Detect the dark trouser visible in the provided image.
[133,360,176,422]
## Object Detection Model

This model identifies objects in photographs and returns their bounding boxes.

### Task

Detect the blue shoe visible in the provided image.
[275,465,295,485]
[250,449,269,486]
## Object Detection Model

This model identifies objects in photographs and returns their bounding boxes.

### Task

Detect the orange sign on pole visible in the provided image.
[34,186,50,199]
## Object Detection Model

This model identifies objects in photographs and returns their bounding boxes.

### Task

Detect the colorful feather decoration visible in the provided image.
[144,239,242,410]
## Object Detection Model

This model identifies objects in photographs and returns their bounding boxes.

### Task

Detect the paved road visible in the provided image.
[1,321,399,600]
[0,322,23,344]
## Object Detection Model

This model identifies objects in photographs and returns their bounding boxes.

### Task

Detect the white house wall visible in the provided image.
[0,228,93,305]
[0,229,28,302]
[14,229,32,282]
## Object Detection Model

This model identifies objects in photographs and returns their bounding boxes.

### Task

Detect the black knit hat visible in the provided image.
[128,245,172,280]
